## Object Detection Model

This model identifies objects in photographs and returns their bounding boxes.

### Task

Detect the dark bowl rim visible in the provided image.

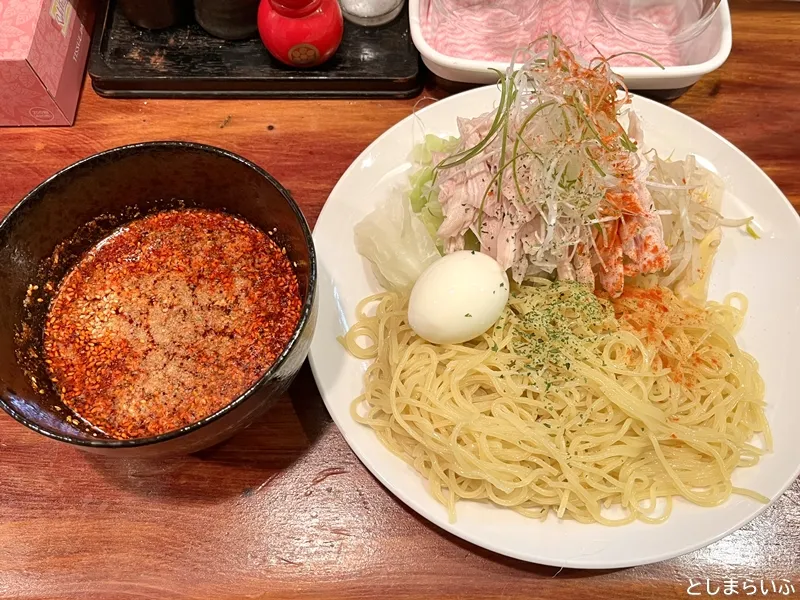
[0,140,317,449]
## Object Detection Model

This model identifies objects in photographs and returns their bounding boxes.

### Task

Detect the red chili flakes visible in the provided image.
[43,209,303,440]
[605,190,644,215]
[610,286,709,390]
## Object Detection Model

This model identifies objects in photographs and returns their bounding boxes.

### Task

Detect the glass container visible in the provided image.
[596,0,722,47]
[339,0,405,27]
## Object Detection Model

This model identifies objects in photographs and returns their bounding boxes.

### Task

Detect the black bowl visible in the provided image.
[0,142,317,457]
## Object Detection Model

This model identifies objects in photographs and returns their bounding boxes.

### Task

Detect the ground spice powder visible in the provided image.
[43,209,303,440]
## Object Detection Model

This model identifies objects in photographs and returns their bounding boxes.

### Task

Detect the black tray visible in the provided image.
[88,0,422,99]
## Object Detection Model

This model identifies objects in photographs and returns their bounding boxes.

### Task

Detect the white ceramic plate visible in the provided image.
[309,86,800,568]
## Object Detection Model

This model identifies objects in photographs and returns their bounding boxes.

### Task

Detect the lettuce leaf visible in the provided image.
[354,194,441,292]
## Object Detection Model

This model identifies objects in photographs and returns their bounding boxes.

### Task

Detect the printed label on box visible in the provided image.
[49,0,73,37]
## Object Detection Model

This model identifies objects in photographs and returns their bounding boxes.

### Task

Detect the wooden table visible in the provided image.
[1,2,799,598]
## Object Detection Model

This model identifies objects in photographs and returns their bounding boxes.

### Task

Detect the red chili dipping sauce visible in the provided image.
[43,209,303,439]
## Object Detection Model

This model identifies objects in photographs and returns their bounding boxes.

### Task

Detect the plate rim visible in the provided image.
[309,85,800,568]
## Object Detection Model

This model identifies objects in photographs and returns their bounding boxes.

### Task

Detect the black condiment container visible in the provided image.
[194,0,260,40]
[119,0,188,29]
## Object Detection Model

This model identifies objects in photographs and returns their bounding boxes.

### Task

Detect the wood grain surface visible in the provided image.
[1,2,799,599]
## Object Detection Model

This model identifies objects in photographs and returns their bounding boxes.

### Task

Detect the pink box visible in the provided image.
[0,0,94,126]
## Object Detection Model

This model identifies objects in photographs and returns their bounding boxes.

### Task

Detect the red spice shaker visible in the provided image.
[257,0,343,68]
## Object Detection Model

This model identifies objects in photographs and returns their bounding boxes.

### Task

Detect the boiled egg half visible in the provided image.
[408,250,509,345]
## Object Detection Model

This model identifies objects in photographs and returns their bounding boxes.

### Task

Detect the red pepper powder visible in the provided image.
[611,286,706,389]
[43,209,303,440]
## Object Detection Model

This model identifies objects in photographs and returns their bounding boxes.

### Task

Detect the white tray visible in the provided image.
[409,0,732,91]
